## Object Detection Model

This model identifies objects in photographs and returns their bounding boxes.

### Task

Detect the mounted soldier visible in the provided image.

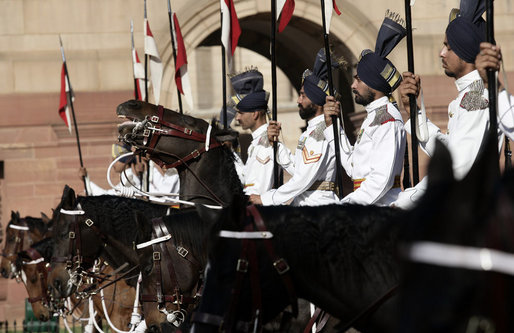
[393,0,504,209]
[250,49,343,206]
[323,10,407,206]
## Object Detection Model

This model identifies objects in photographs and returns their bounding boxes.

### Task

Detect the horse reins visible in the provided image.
[136,217,202,326]
[193,205,298,333]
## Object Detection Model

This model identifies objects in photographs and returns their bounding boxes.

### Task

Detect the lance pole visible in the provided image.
[405,0,419,186]
[320,0,344,198]
[130,20,140,100]
[220,4,228,130]
[144,0,149,103]
[167,0,184,114]
[271,0,282,188]
[59,36,88,196]
[485,0,498,134]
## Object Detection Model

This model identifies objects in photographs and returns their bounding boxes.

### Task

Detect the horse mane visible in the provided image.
[23,217,49,235]
[29,237,54,261]
[255,204,402,286]
[76,195,169,245]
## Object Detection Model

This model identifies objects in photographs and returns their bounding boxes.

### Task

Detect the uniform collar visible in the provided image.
[252,123,268,141]
[455,70,481,92]
[307,114,325,129]
[365,96,389,113]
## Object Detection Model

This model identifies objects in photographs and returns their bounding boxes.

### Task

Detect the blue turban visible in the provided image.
[302,49,345,106]
[357,10,406,95]
[228,68,269,113]
[446,0,486,63]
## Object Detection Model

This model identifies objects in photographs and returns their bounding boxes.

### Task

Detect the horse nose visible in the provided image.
[160,322,175,333]
[39,313,49,322]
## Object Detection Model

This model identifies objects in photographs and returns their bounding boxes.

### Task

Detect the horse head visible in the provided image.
[134,207,218,333]
[1,211,49,279]
[116,99,243,207]
[399,130,514,332]
[48,186,104,299]
[16,237,53,322]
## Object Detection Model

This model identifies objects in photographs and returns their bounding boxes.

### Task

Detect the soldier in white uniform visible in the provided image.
[229,68,294,195]
[323,10,407,206]
[393,0,503,208]
[475,42,514,141]
[249,49,343,206]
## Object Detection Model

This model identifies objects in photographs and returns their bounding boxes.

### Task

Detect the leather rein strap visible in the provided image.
[143,105,221,170]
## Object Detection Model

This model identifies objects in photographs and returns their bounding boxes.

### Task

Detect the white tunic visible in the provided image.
[261,115,340,206]
[324,96,406,206]
[394,70,501,209]
[242,124,294,195]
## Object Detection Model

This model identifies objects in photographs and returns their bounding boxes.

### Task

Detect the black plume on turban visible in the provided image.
[357,10,406,95]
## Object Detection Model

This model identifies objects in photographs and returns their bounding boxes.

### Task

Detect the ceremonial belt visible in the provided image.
[308,181,337,193]
[243,183,254,189]
[353,176,401,191]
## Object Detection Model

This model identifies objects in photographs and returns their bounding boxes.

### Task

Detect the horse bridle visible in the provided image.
[127,105,227,207]
[51,208,108,288]
[135,105,222,170]
[23,247,51,306]
[137,217,202,327]
[2,222,30,279]
[193,205,298,333]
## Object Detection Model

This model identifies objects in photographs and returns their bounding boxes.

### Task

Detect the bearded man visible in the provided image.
[249,49,342,206]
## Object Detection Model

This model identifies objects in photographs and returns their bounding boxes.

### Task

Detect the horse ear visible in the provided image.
[11,211,17,221]
[61,185,77,210]
[40,213,50,224]
[134,211,152,244]
[426,139,455,189]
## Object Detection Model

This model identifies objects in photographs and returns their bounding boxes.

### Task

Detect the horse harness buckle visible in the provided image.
[177,246,188,258]
[85,219,94,227]
[273,258,290,275]
[150,115,159,123]
[153,252,161,261]
[183,128,193,135]
[69,231,76,239]
[191,150,200,158]
[236,259,249,273]
[143,129,151,137]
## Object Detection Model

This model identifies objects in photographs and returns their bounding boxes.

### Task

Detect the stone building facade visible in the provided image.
[0,0,513,321]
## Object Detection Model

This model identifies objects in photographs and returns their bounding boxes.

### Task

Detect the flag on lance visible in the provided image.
[144,18,163,104]
[172,12,194,109]
[220,0,241,65]
[59,63,74,133]
[276,0,295,32]
[323,0,342,34]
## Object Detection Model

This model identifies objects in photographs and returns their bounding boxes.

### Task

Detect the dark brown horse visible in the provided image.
[116,100,243,208]
[398,130,514,332]
[1,211,50,278]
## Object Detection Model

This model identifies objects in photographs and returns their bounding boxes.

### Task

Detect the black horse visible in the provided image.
[49,186,169,298]
[116,99,243,207]
[398,130,514,332]
[191,196,403,333]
